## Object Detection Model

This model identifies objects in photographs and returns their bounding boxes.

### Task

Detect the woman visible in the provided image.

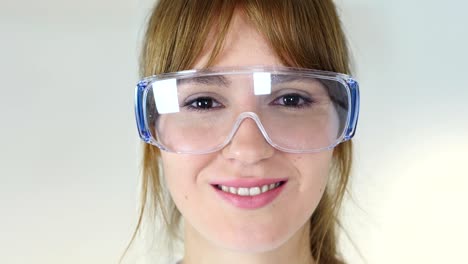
[127,0,360,263]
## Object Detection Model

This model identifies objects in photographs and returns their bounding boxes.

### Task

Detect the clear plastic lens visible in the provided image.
[136,67,358,154]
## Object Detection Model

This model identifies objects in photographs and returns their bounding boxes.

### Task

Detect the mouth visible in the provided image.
[213,181,287,197]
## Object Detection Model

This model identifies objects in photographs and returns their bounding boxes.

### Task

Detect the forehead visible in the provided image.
[193,11,284,69]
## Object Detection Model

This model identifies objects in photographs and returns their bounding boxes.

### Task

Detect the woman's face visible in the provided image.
[161,13,333,253]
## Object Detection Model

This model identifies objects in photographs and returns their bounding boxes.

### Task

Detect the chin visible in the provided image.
[213,228,295,254]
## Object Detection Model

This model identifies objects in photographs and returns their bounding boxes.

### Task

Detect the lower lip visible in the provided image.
[212,182,286,210]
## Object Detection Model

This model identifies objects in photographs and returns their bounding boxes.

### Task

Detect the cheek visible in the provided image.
[290,151,332,204]
[160,152,213,212]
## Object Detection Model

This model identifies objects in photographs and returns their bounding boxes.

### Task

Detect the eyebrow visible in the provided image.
[271,75,320,85]
[177,75,231,87]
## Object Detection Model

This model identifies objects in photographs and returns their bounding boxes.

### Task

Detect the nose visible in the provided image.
[221,113,275,165]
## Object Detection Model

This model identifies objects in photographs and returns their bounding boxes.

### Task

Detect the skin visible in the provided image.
[161,11,333,264]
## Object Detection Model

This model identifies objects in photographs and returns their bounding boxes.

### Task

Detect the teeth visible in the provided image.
[238,188,249,196]
[249,187,261,196]
[229,187,237,194]
[217,182,283,196]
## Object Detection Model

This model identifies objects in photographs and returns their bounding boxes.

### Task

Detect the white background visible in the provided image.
[1,0,467,263]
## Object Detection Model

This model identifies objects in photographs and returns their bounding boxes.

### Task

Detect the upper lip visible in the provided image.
[210,178,288,188]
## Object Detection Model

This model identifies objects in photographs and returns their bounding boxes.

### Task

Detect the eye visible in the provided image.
[184,97,223,110]
[272,93,312,108]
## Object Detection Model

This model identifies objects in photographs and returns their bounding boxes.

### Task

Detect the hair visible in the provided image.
[124,0,353,263]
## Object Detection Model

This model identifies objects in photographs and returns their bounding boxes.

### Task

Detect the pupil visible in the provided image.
[197,98,212,108]
[283,95,299,105]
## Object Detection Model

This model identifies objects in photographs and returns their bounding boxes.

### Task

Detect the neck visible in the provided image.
[182,221,316,264]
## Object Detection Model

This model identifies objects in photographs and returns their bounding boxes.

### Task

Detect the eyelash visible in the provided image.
[271,93,314,108]
[184,97,223,111]
[183,94,314,111]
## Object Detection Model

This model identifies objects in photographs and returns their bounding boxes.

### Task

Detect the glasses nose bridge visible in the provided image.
[227,111,272,144]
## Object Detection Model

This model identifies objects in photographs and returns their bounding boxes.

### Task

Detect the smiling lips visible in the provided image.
[211,178,288,209]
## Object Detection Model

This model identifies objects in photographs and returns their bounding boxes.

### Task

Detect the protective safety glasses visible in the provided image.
[134,66,359,154]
